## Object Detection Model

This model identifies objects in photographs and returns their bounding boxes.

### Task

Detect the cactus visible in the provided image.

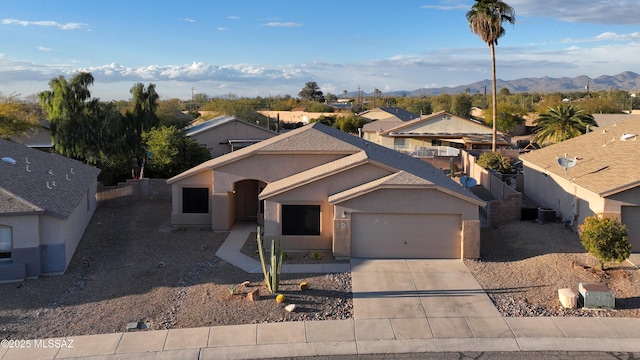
[257,226,283,293]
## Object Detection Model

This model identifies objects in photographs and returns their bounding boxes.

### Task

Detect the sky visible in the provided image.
[1,0,639,101]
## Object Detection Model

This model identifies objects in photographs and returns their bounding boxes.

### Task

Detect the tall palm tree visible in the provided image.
[532,104,598,146]
[466,0,515,152]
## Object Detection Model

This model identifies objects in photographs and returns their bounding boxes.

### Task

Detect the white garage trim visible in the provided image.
[351,213,461,258]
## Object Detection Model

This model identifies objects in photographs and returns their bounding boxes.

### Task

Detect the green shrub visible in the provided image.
[579,215,630,270]
[477,152,512,173]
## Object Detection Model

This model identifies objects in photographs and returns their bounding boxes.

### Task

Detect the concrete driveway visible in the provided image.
[351,258,505,338]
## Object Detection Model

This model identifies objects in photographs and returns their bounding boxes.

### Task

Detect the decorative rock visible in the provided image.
[276,294,286,303]
[247,289,260,302]
[126,322,139,332]
[285,304,296,312]
[299,281,309,290]
[558,288,577,309]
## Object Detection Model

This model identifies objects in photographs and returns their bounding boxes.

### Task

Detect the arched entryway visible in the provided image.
[232,179,267,226]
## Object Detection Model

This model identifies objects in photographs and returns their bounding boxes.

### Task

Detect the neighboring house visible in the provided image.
[167,123,485,259]
[257,110,347,125]
[363,110,510,153]
[519,118,640,252]
[0,138,100,282]
[185,115,278,158]
[358,107,421,122]
[10,119,54,150]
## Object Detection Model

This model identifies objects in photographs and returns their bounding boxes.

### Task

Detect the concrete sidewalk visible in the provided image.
[3,312,640,359]
[3,225,640,359]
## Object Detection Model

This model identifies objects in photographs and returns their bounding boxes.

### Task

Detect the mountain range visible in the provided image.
[377,71,640,97]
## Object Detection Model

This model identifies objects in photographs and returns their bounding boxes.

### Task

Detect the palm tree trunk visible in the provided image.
[491,43,497,152]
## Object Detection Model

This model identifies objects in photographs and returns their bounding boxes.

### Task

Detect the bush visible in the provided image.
[477,152,512,173]
[579,215,630,270]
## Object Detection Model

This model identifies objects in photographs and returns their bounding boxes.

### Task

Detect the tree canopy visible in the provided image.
[0,95,39,138]
[298,81,324,102]
[532,104,597,146]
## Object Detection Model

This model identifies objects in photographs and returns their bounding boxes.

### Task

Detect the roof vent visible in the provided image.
[1,157,17,164]
[620,133,637,141]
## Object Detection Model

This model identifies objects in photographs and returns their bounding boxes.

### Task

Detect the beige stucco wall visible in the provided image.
[334,188,480,220]
[261,163,393,250]
[170,170,212,226]
[190,121,276,158]
[258,111,347,124]
[170,153,351,229]
[332,188,480,258]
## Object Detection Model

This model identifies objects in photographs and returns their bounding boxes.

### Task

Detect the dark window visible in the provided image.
[282,205,320,236]
[182,188,209,213]
[0,225,11,261]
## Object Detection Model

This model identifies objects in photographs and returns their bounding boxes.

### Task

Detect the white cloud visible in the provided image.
[217,27,228,31]
[227,16,240,20]
[0,38,638,100]
[507,0,640,24]
[37,46,52,51]
[181,18,196,23]
[2,18,88,30]
[262,22,303,28]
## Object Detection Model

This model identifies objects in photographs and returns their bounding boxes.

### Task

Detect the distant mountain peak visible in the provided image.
[384,71,640,97]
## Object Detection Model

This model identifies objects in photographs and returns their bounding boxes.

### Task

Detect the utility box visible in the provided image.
[578,283,615,309]
[558,288,577,309]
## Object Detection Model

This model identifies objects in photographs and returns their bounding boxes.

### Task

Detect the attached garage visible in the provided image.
[351,213,461,258]
[621,206,640,252]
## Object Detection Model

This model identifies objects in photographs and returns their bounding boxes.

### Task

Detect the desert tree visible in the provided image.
[298,81,324,102]
[467,0,515,151]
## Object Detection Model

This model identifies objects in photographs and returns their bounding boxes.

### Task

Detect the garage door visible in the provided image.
[621,206,640,252]
[351,213,461,258]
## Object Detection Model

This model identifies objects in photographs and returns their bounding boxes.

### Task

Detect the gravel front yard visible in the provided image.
[0,200,352,340]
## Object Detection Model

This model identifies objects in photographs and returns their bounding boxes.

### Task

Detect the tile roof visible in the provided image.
[360,107,420,122]
[168,123,483,204]
[520,118,640,196]
[0,139,100,218]
[592,113,640,129]
[185,115,276,137]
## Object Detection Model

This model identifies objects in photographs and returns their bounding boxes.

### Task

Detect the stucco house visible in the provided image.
[0,139,100,282]
[186,115,278,158]
[167,123,485,259]
[519,118,640,252]
[358,107,421,122]
[363,110,510,153]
